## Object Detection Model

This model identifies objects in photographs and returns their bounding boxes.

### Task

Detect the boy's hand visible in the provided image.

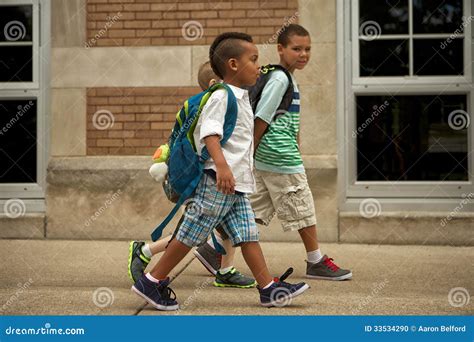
[216,163,235,194]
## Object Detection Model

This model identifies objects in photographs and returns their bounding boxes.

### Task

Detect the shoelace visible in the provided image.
[155,281,177,302]
[273,267,294,284]
[323,257,340,272]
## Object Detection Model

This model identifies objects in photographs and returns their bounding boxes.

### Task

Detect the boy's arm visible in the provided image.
[203,135,235,194]
[254,118,268,151]
[254,71,289,150]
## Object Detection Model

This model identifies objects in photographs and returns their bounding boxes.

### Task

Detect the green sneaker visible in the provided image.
[214,267,257,288]
[128,241,151,283]
[306,255,352,281]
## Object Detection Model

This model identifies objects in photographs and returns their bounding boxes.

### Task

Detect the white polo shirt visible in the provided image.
[193,84,256,194]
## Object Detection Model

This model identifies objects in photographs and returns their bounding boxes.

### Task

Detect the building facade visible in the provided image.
[0,0,473,245]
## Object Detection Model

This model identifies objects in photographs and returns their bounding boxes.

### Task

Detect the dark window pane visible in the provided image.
[0,46,33,82]
[0,5,33,42]
[359,0,409,35]
[413,0,463,34]
[414,38,463,76]
[0,99,37,183]
[356,95,468,181]
[360,40,409,76]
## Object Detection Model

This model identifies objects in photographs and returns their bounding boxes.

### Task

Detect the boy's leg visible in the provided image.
[251,170,352,281]
[240,241,272,286]
[149,238,191,280]
[220,238,235,269]
[128,216,183,283]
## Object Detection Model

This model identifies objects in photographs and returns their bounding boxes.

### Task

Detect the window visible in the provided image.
[0,0,47,203]
[352,0,471,84]
[341,0,473,202]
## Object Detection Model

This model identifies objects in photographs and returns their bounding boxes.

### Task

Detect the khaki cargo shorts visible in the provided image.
[249,169,317,232]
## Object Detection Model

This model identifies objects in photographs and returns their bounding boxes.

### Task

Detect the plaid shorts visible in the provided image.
[176,173,259,247]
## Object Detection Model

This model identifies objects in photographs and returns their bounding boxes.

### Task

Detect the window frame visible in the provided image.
[337,0,474,210]
[0,0,49,201]
[0,0,40,89]
[351,0,472,85]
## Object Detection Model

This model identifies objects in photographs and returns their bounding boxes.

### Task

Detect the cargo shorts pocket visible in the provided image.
[276,184,313,221]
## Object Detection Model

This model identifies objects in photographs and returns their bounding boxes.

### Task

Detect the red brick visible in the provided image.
[135,96,161,104]
[232,1,260,9]
[150,3,178,11]
[177,3,205,11]
[206,19,234,27]
[124,122,150,130]
[108,96,135,105]
[96,4,122,12]
[162,12,191,20]
[123,105,149,113]
[151,37,178,45]
[96,88,125,97]
[136,12,164,20]
[150,105,180,113]
[108,130,135,138]
[136,29,163,38]
[124,138,150,147]
[219,10,246,18]
[151,20,179,29]
[114,114,135,121]
[124,37,151,45]
[94,38,123,46]
[122,4,150,12]
[97,139,123,147]
[136,114,163,121]
[89,97,108,105]
[135,130,163,138]
[88,131,108,138]
[151,122,174,130]
[124,21,151,29]
[108,29,135,38]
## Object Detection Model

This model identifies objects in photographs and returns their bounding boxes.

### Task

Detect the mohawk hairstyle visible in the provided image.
[209,32,253,79]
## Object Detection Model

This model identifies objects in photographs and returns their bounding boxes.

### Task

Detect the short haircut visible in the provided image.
[277,24,310,47]
[197,61,218,91]
[209,32,253,79]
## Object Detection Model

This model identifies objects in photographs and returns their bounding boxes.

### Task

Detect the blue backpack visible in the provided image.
[150,83,238,253]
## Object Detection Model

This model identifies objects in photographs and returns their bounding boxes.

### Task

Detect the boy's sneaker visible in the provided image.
[214,267,257,288]
[306,255,352,281]
[131,275,179,311]
[128,241,151,283]
[258,267,310,307]
[193,243,221,275]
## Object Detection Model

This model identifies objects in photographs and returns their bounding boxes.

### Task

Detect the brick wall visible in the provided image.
[86,0,299,46]
[86,0,299,155]
[87,87,199,155]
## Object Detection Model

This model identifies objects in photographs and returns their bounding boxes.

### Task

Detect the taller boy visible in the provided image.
[251,24,352,280]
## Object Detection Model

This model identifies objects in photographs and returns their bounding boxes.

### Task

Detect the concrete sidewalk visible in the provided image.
[0,239,472,315]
